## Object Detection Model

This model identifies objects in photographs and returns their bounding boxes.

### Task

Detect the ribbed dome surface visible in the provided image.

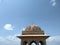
[25,24,41,31]
[22,24,44,35]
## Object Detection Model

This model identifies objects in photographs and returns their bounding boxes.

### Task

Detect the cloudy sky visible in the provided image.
[0,0,60,45]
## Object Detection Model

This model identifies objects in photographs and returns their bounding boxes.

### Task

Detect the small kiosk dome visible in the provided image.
[22,24,44,35]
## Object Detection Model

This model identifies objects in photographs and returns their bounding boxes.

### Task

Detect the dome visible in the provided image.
[25,24,41,31]
[22,24,44,35]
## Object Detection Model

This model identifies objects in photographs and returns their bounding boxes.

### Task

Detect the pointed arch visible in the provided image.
[39,41,43,45]
[23,41,28,45]
[30,40,37,45]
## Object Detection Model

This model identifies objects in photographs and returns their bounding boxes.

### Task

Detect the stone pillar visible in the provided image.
[36,41,39,45]
[28,42,30,45]
[21,40,23,45]
[43,40,46,45]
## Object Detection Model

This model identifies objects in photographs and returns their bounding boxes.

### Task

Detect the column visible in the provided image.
[21,40,24,45]
[43,40,46,45]
[36,41,39,45]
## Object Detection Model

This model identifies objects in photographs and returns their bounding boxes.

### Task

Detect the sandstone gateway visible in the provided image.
[17,24,49,45]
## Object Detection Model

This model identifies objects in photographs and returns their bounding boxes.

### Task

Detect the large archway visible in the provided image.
[39,41,43,45]
[23,41,28,45]
[30,41,37,45]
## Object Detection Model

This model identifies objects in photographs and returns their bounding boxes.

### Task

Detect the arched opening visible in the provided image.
[39,41,43,45]
[30,41,37,45]
[23,41,28,45]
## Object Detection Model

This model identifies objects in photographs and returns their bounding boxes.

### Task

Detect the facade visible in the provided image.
[17,24,49,45]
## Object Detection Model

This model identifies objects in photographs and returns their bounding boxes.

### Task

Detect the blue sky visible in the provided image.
[0,0,60,45]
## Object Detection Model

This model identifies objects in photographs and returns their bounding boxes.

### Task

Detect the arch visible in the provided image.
[30,41,37,45]
[39,41,43,45]
[23,41,28,45]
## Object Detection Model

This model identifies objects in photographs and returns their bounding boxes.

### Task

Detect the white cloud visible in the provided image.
[19,27,26,31]
[0,35,20,45]
[22,28,26,31]
[52,2,56,6]
[46,35,60,45]
[50,0,56,6]
[3,24,14,30]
